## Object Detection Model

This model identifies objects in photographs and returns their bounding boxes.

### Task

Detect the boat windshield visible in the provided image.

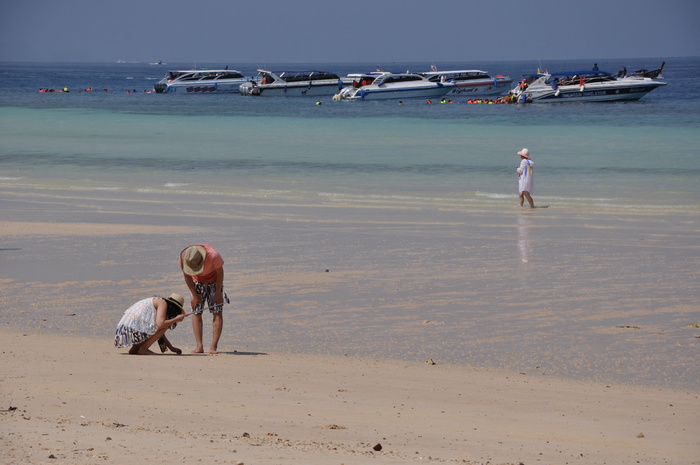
[424,71,490,82]
[169,70,244,81]
[276,71,340,82]
[379,75,424,84]
[543,72,616,86]
[214,71,244,79]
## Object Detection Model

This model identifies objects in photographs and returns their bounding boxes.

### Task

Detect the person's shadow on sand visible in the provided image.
[183,351,269,356]
[120,351,268,356]
[210,351,268,356]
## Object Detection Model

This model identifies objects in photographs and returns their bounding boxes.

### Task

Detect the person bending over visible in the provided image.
[179,244,229,354]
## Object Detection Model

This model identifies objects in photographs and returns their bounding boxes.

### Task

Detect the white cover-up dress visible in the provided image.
[114,297,158,348]
[517,159,534,193]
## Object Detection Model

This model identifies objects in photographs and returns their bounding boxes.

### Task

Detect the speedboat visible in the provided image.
[238,69,348,96]
[512,63,667,103]
[336,72,455,101]
[153,69,249,93]
[419,68,513,96]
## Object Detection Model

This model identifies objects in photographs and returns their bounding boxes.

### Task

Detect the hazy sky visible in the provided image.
[1,0,698,63]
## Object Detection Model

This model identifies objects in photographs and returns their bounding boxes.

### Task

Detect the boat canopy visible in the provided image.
[422,70,491,80]
[526,70,612,78]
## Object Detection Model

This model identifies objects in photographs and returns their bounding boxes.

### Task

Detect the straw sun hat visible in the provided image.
[164,293,186,314]
[181,245,207,276]
[517,148,531,159]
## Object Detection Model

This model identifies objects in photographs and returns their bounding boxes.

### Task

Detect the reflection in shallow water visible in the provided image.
[517,211,533,263]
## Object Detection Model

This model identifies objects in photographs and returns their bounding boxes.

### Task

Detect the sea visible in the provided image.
[1,58,699,389]
[1,57,699,208]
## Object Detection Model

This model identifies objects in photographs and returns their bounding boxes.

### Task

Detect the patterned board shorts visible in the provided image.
[192,282,230,315]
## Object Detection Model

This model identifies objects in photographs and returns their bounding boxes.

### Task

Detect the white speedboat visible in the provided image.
[336,72,455,101]
[153,69,249,93]
[239,69,347,96]
[512,63,666,103]
[420,69,513,96]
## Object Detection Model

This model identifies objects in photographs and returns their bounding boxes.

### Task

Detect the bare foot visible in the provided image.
[209,347,219,355]
[192,347,204,354]
[136,348,157,355]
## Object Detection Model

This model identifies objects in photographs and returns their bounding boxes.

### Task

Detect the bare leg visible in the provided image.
[129,343,142,355]
[519,192,525,207]
[192,313,204,353]
[131,328,168,355]
[523,191,535,208]
[210,312,223,354]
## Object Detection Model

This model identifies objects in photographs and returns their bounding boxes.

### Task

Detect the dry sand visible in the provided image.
[2,329,698,465]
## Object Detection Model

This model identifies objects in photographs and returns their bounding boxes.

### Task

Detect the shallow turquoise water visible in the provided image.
[2,58,699,210]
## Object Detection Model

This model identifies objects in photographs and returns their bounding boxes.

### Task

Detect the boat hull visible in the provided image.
[239,81,345,97]
[518,73,667,103]
[346,84,454,101]
[155,81,247,93]
[448,78,513,97]
[527,83,665,102]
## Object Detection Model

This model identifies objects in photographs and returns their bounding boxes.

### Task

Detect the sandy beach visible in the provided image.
[2,329,698,465]
[1,184,699,464]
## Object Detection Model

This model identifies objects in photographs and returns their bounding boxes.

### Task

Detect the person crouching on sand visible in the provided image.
[114,293,189,355]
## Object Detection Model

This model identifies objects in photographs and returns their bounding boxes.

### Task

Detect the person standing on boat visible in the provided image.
[516,148,535,208]
[179,244,229,354]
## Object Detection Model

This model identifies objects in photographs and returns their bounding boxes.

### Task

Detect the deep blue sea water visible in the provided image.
[1,57,699,210]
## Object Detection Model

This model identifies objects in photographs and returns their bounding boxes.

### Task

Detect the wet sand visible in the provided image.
[2,185,699,387]
[1,185,699,463]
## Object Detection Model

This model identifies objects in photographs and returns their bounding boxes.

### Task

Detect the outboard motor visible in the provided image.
[154,82,168,93]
